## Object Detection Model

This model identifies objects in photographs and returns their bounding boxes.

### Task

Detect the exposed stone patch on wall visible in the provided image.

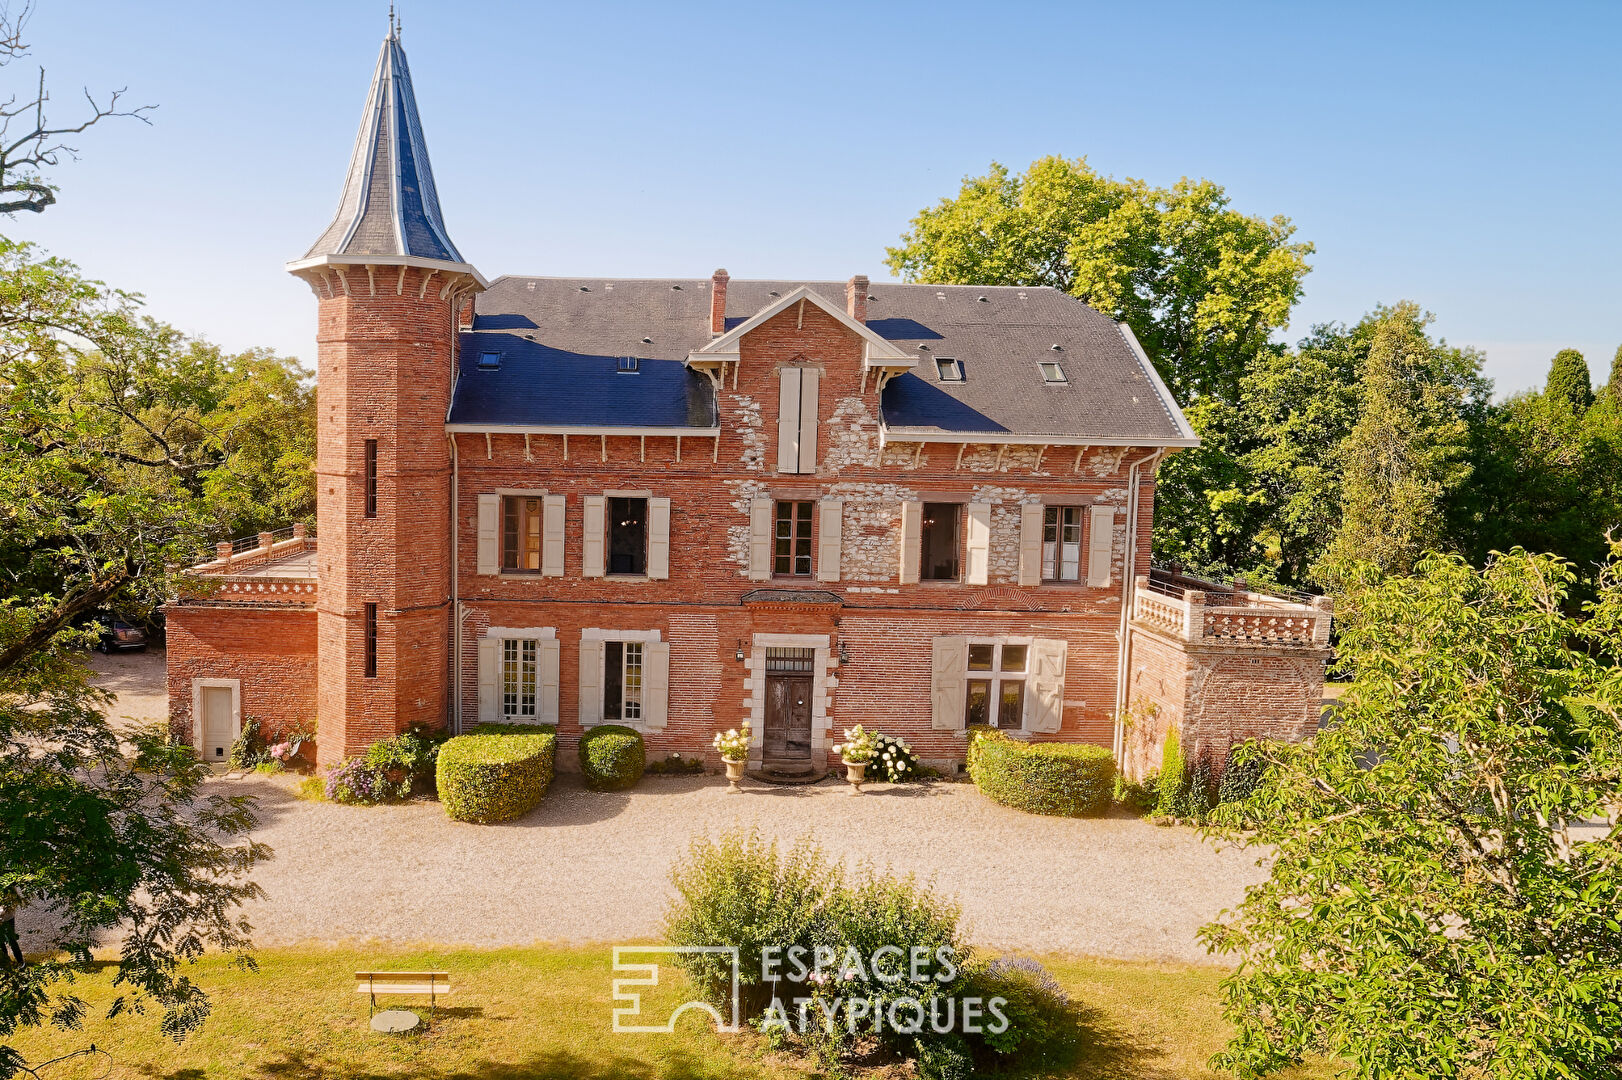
[824,395,881,471]
[1084,447,1131,477]
[725,479,773,574]
[968,484,1037,585]
[880,444,926,470]
[727,393,765,470]
[827,480,919,582]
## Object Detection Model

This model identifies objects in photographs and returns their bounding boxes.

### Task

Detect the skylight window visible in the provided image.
[478,351,501,370]
[617,356,640,373]
[935,357,963,382]
[1039,361,1067,384]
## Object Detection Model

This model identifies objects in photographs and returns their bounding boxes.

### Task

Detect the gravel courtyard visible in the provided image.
[70,650,1269,964]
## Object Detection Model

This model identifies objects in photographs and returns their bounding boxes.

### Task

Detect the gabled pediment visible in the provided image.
[686,286,915,375]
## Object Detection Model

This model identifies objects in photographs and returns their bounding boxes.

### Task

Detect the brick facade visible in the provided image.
[164,604,318,747]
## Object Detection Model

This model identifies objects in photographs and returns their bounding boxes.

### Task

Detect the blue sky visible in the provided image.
[8,1,1619,395]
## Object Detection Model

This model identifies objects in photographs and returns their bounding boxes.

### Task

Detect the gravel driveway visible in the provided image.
[197,772,1263,964]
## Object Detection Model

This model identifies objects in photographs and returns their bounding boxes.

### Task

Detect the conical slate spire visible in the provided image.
[303,27,463,263]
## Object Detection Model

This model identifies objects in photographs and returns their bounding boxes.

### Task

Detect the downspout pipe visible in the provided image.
[450,431,461,735]
[1114,448,1165,765]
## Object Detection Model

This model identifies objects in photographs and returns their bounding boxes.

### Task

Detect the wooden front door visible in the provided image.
[764,675,813,761]
[201,685,235,762]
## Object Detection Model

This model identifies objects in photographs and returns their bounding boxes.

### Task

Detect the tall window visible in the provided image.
[608,497,648,575]
[774,501,813,576]
[604,640,644,721]
[363,603,378,678]
[364,439,378,518]
[965,642,1027,729]
[1042,507,1082,581]
[502,638,538,719]
[503,496,543,572]
[920,503,961,581]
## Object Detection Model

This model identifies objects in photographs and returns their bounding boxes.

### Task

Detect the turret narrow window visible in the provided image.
[364,439,378,518]
[364,603,378,678]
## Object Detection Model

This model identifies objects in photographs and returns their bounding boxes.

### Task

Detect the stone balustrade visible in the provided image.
[1133,575,1331,648]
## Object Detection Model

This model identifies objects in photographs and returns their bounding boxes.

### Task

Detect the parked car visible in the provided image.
[97,617,148,653]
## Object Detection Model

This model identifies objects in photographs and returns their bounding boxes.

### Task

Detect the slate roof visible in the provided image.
[448,277,1195,444]
[302,29,464,264]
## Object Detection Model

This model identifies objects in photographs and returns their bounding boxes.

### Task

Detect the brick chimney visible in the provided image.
[846,274,869,324]
[710,268,729,335]
[458,296,475,329]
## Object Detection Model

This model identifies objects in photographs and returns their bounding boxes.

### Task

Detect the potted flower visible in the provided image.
[831,724,877,794]
[713,721,752,793]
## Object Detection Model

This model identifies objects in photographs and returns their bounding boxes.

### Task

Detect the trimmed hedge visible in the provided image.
[579,724,645,791]
[437,724,556,823]
[968,734,1116,817]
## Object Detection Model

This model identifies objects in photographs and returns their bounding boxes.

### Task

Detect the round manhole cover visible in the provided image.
[371,1009,420,1034]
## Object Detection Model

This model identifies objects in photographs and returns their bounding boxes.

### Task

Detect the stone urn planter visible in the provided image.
[842,757,868,795]
[723,758,747,793]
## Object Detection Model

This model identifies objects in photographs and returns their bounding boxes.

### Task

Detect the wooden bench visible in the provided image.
[356,971,453,1016]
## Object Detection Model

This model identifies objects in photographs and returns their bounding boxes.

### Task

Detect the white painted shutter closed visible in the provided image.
[476,494,501,575]
[541,494,565,577]
[1025,638,1067,733]
[582,495,606,578]
[796,368,820,473]
[816,499,842,582]
[777,368,802,473]
[1018,502,1044,586]
[642,641,670,730]
[1087,504,1116,587]
[647,497,671,579]
[898,500,922,585]
[965,502,992,585]
[578,638,604,726]
[477,634,501,724]
[539,638,560,723]
[931,635,968,730]
[748,497,772,580]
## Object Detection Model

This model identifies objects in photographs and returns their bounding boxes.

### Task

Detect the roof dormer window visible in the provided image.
[935,357,963,382]
[617,356,640,374]
[478,351,501,370]
[1039,361,1067,384]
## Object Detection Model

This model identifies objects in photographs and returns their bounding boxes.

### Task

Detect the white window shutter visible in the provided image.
[1024,638,1067,733]
[964,502,991,586]
[578,638,604,726]
[642,641,670,730]
[777,367,802,473]
[796,367,819,473]
[541,494,565,577]
[647,497,671,580]
[476,494,501,575]
[1087,504,1116,587]
[748,497,772,580]
[816,499,842,582]
[1018,503,1044,586]
[898,500,922,585]
[930,635,968,729]
[539,638,560,723]
[477,634,501,725]
[582,495,606,578]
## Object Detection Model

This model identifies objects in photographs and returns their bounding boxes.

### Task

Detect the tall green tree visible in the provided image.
[1546,348,1595,411]
[0,239,289,1074]
[1317,303,1482,585]
[885,156,1313,403]
[1608,343,1622,399]
[1203,549,1622,1079]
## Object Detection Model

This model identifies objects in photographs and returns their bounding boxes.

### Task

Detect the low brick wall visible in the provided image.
[164,604,319,748]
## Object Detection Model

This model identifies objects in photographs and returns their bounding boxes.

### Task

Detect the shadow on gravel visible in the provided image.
[238,1047,759,1080]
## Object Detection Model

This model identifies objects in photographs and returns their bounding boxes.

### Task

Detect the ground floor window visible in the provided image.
[604,640,643,721]
[502,637,538,719]
[965,641,1027,729]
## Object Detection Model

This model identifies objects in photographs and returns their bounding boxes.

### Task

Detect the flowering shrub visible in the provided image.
[713,721,752,762]
[831,724,877,764]
[325,756,393,805]
[872,732,920,782]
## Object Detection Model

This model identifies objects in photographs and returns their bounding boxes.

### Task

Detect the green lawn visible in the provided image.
[10,945,1337,1079]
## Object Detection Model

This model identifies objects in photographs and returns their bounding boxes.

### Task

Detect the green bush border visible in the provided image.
[578,724,646,791]
[968,734,1115,817]
[437,723,556,824]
